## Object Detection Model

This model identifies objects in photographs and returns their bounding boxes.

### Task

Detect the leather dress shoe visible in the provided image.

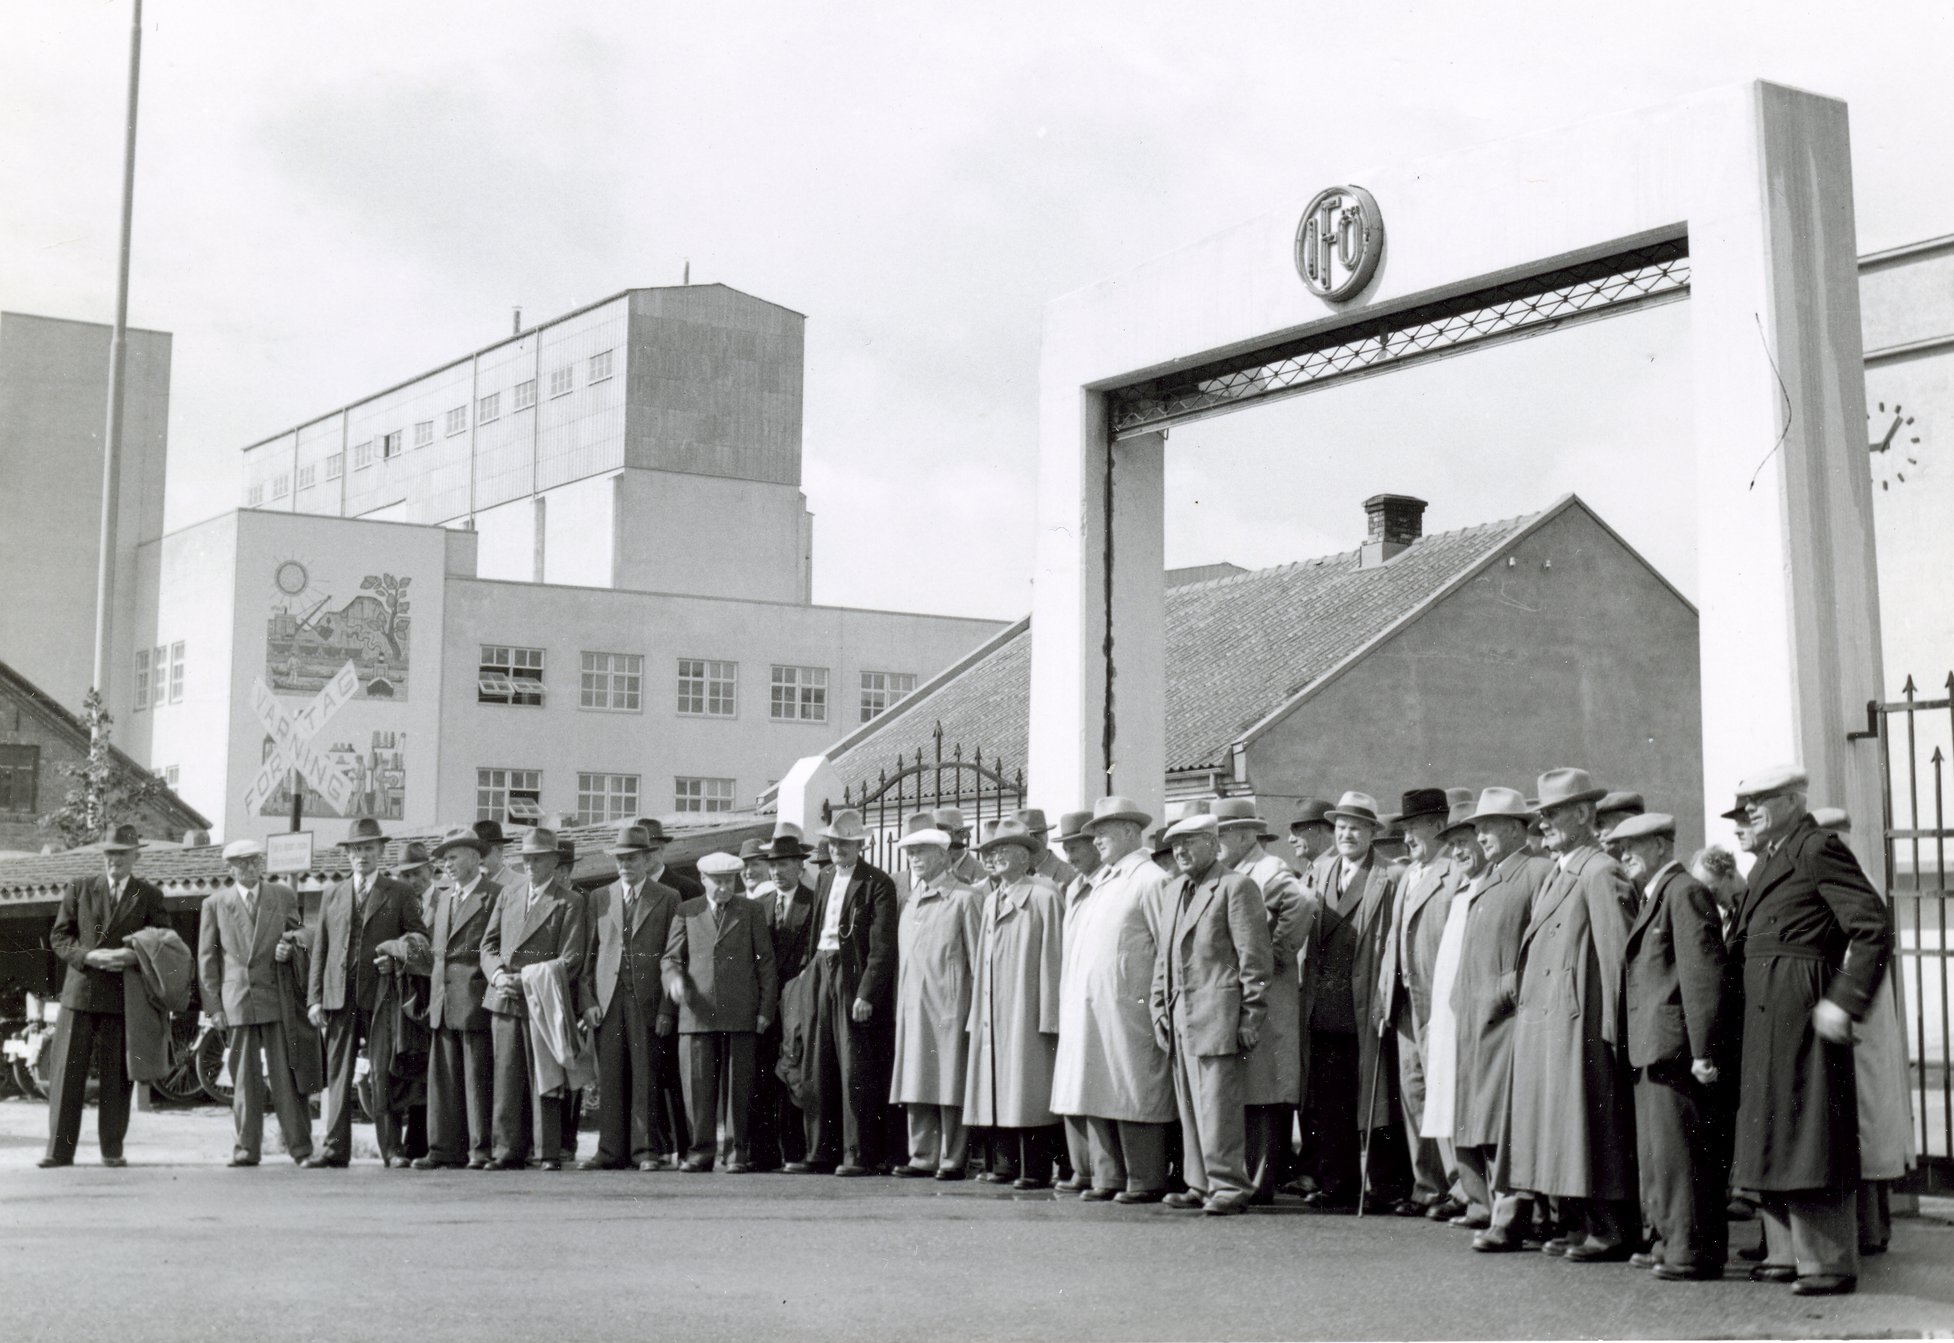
[1278,1178,1318,1198]
[226,1156,259,1168]
[1451,1212,1491,1230]
[977,1171,1015,1185]
[1859,1240,1889,1256]
[1162,1191,1205,1210]
[467,1158,491,1170]
[1565,1242,1634,1264]
[1629,1252,1657,1270]
[1653,1264,1721,1281]
[781,1162,820,1174]
[1302,1190,1356,1213]
[892,1164,933,1179]
[36,1157,72,1169]
[834,1164,870,1178]
[933,1168,966,1181]
[1204,1194,1251,1216]
[1013,1176,1051,1191]
[301,1155,346,1169]
[1540,1237,1571,1257]
[1391,1198,1427,1218]
[1472,1228,1523,1253]
[1114,1189,1163,1205]
[577,1158,618,1171]
[1791,1274,1856,1296]
[100,1156,127,1169]
[724,1163,752,1174]
[1425,1197,1466,1221]
[1736,1241,1767,1262]
[410,1156,457,1170]
[1080,1187,1116,1202]
[1748,1264,1797,1284]
[637,1159,667,1172]
[679,1159,712,1173]
[1055,1175,1091,1192]
[537,1160,562,1172]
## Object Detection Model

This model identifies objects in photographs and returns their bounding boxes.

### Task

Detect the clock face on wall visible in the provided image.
[1868,401,1923,492]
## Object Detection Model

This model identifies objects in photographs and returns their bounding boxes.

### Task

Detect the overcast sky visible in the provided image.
[5,0,1952,622]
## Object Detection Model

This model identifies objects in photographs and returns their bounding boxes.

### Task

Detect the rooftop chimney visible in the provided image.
[512,307,522,336]
[1358,493,1427,568]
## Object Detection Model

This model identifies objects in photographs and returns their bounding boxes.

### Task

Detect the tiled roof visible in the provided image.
[824,503,1556,786]
[0,813,774,907]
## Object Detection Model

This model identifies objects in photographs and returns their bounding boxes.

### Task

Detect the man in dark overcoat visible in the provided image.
[412,827,501,1168]
[1731,765,1892,1296]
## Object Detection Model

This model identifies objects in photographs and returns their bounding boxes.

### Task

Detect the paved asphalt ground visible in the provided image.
[2,1100,1951,1341]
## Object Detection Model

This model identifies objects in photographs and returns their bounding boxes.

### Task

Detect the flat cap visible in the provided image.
[1607,812,1675,842]
[1163,814,1219,842]
[697,852,744,876]
[897,828,952,850]
[1735,764,1808,800]
[221,838,264,861]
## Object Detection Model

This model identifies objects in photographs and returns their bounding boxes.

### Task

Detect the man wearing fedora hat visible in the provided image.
[966,817,1065,1189]
[1214,798,1312,1204]
[739,839,776,903]
[632,818,704,904]
[576,823,683,1171]
[1503,769,1640,1261]
[1288,799,1336,870]
[933,807,986,887]
[1376,788,1467,1219]
[1047,808,1106,1190]
[389,839,440,1163]
[479,825,589,1170]
[790,808,899,1175]
[1050,797,1176,1203]
[1729,765,1891,1296]
[413,827,502,1169]
[1016,808,1077,890]
[42,824,172,1168]
[761,832,820,1169]
[1419,798,1487,1224]
[306,817,428,1168]
[1446,788,1555,1252]
[1299,791,1404,1212]
[888,828,984,1178]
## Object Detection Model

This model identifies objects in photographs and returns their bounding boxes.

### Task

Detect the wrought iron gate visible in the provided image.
[829,723,1025,874]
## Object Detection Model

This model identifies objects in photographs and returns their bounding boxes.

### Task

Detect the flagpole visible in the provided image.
[90,0,145,732]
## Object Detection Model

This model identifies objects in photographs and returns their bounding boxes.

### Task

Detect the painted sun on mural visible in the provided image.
[264,559,412,698]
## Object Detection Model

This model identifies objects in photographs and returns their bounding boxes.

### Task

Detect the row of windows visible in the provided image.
[132,643,185,710]
[245,349,615,504]
[476,646,914,724]
[474,768,735,825]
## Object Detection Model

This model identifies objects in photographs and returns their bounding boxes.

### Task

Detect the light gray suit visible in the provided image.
[198,881,313,1164]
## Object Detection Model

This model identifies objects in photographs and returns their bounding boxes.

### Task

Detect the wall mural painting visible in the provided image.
[255,730,407,820]
[265,559,412,698]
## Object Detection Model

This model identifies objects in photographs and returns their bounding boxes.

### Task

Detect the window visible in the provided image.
[414,420,434,447]
[769,665,828,722]
[588,349,614,383]
[0,744,38,815]
[168,640,184,703]
[381,430,402,460]
[579,651,642,711]
[477,645,545,706]
[477,392,500,423]
[859,671,917,723]
[512,379,536,411]
[675,776,734,814]
[576,772,640,825]
[676,658,737,717]
[271,474,289,499]
[476,767,542,823]
[445,406,467,436]
[134,648,150,710]
[246,483,264,507]
[325,452,344,480]
[548,365,574,398]
[296,464,316,490]
[353,441,374,469]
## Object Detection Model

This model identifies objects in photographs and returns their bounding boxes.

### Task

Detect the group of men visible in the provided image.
[39,763,1898,1295]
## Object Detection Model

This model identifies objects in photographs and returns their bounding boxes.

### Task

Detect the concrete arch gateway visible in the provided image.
[1027,80,1884,873]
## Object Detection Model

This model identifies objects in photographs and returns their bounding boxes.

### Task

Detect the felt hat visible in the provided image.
[1445,787,1476,808]
[606,824,656,856]
[698,852,743,877]
[1595,790,1646,817]
[1015,808,1052,835]
[99,822,147,852]
[897,827,952,851]
[1396,788,1451,824]
[1148,826,1172,858]
[1163,814,1219,843]
[1608,812,1676,842]
[221,838,263,861]
[628,818,673,846]
[931,807,968,832]
[1324,791,1383,828]
[1086,795,1152,831]
[433,826,486,858]
[470,819,507,849]
[1465,787,1535,825]
[762,834,813,861]
[901,812,936,837]
[394,841,433,872]
[1055,810,1094,843]
[1289,798,1335,830]
[339,817,387,846]
[737,837,769,862]
[1533,769,1606,809]
[771,820,805,843]
[807,839,832,866]
[822,809,870,843]
[1211,798,1268,831]
[516,826,561,857]
[1437,800,1479,841]
[1735,764,1809,801]
[977,817,1043,856]
[1718,801,1749,822]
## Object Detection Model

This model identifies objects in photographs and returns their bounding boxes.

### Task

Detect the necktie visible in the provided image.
[624,885,638,928]
[713,899,726,930]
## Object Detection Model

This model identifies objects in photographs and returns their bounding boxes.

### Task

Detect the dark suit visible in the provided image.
[579,878,681,1166]
[796,861,899,1168]
[479,875,587,1163]
[663,895,778,1167]
[1624,863,1730,1272]
[308,872,427,1163]
[753,881,816,1166]
[1733,815,1891,1280]
[44,873,170,1163]
[200,881,314,1163]
[421,874,499,1164]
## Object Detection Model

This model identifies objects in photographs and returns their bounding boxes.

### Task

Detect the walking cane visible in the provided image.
[1355,1022,1384,1219]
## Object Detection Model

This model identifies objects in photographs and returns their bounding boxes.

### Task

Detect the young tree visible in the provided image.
[37,691,170,850]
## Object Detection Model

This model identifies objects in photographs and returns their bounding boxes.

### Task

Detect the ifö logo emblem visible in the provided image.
[1295,185,1383,301]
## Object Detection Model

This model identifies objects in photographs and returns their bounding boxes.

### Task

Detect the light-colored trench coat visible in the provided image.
[1051,850,1175,1123]
[964,874,1064,1127]
[1236,847,1309,1106]
[889,877,983,1107]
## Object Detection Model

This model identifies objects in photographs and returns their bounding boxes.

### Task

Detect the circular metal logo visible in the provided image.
[1295,185,1383,302]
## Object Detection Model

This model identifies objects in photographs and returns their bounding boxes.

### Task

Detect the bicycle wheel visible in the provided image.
[195,1027,233,1104]
[152,1017,207,1104]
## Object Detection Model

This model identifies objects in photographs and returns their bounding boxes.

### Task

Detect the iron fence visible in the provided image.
[830,723,1025,874]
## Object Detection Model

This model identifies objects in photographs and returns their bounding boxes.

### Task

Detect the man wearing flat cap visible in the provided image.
[412,827,501,1168]
[1503,769,1640,1261]
[1299,791,1403,1211]
[1730,765,1892,1296]
[307,817,428,1168]
[1152,815,1274,1215]
[1051,797,1177,1203]
[1613,812,1731,1280]
[41,824,173,1169]
[887,829,984,1177]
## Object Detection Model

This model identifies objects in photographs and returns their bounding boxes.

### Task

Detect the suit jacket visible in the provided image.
[309,872,428,1013]
[199,881,302,1027]
[1304,850,1397,1034]
[479,874,588,1019]
[51,873,171,1013]
[1624,864,1728,1069]
[649,863,704,904]
[802,862,899,1008]
[424,874,501,1032]
[580,877,681,1025]
[763,879,817,985]
[1151,862,1274,1058]
[661,895,779,1033]
[1377,854,1458,1028]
